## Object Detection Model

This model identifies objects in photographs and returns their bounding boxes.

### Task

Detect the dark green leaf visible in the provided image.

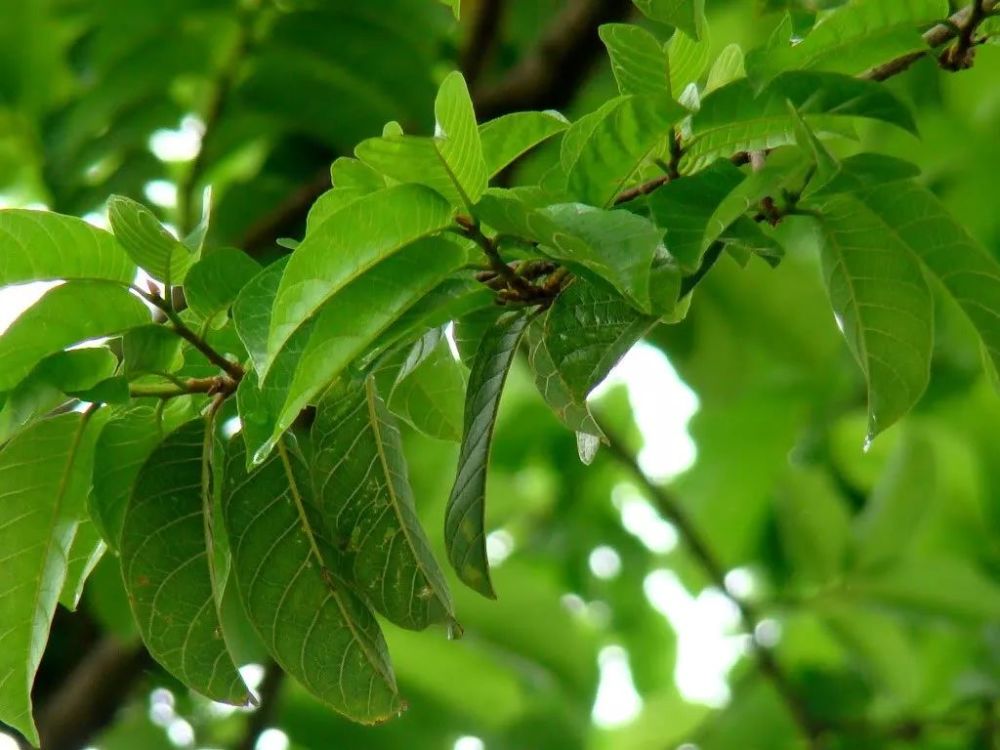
[388,327,467,442]
[445,311,530,598]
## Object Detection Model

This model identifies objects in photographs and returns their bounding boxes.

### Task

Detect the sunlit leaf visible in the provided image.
[599,24,671,97]
[108,195,195,285]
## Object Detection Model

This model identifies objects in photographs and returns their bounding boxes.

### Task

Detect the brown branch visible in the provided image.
[461,0,507,88]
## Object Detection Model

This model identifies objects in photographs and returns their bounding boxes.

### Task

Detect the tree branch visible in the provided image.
[461,0,507,89]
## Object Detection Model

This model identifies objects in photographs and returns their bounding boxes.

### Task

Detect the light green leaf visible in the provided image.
[273,236,468,451]
[439,0,460,19]
[840,180,1000,381]
[0,209,135,286]
[632,0,703,39]
[223,439,403,722]
[807,152,920,197]
[478,111,569,177]
[304,188,370,235]
[562,94,687,207]
[705,43,745,94]
[445,312,530,598]
[667,18,711,93]
[0,411,104,745]
[58,521,105,611]
[684,71,917,171]
[0,281,150,391]
[599,24,671,96]
[183,249,262,324]
[108,195,195,285]
[542,278,656,402]
[312,377,456,628]
[745,0,947,89]
[852,431,935,570]
[233,259,287,379]
[775,467,851,585]
[388,328,467,442]
[647,158,744,271]
[525,320,605,440]
[265,185,454,375]
[122,324,183,377]
[330,157,387,192]
[120,419,249,705]
[816,192,933,441]
[789,103,840,196]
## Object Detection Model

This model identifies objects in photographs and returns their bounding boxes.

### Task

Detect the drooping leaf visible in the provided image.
[0,281,149,391]
[108,195,195,285]
[58,521,106,611]
[632,0,703,40]
[542,278,656,402]
[445,312,530,598]
[223,438,403,722]
[388,327,467,442]
[312,377,456,629]
[478,111,569,177]
[815,192,934,442]
[120,419,249,705]
[0,411,104,745]
[265,184,454,374]
[183,248,262,324]
[561,94,687,207]
[599,24,671,97]
[0,209,135,286]
[272,236,468,451]
[684,71,917,171]
[233,259,288,379]
[745,0,947,89]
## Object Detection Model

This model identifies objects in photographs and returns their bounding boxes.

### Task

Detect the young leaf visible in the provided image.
[184,248,262,324]
[445,312,530,598]
[223,439,403,722]
[745,0,947,89]
[542,278,657,402]
[108,195,195,285]
[684,71,917,170]
[816,192,933,442]
[120,419,250,705]
[312,377,456,629]
[265,184,454,375]
[388,328,467,442]
[667,18,712,93]
[599,24,671,97]
[272,236,468,451]
[0,209,135,285]
[632,0,703,40]
[478,111,569,177]
[0,411,104,745]
[0,281,149,391]
[562,94,687,207]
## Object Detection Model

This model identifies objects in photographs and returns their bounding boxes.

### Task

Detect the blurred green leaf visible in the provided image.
[632,0,703,40]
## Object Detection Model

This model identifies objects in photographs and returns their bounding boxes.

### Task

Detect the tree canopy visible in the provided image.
[1,0,999,749]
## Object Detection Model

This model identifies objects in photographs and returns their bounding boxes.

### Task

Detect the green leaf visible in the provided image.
[439,0,459,19]
[108,195,195,285]
[852,431,935,570]
[667,18,712,94]
[0,281,150,391]
[445,311,530,598]
[745,0,947,89]
[0,209,135,285]
[632,0,703,40]
[388,327,467,442]
[475,190,665,312]
[183,249,262,324]
[0,411,104,745]
[562,94,687,207]
[120,419,250,705]
[837,180,1000,382]
[223,438,403,722]
[59,520,105,611]
[705,43,745,94]
[233,259,287,379]
[789,103,840,196]
[122,324,183,377]
[542,278,656,402]
[89,404,188,551]
[330,157,387,192]
[304,188,370,235]
[265,185,454,375]
[272,237,468,454]
[684,71,917,171]
[312,377,456,629]
[816,192,933,442]
[646,158,744,271]
[806,153,920,197]
[525,320,605,441]
[775,467,851,585]
[599,24,671,97]
[478,111,569,177]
